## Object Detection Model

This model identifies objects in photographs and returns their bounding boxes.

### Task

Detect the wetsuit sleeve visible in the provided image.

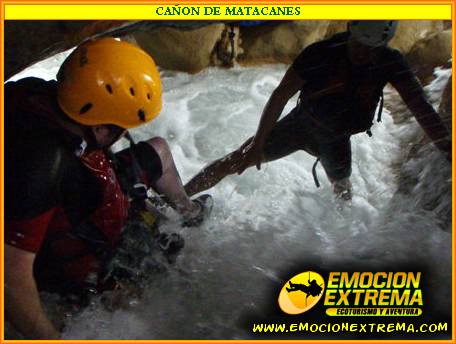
[387,49,421,89]
[387,49,428,117]
[5,137,65,253]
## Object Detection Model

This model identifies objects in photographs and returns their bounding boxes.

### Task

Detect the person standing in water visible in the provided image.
[185,21,451,200]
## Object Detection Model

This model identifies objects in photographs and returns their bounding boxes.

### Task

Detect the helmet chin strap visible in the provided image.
[83,126,101,151]
[83,125,126,151]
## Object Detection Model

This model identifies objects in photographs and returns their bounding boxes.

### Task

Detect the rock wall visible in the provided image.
[134,24,225,73]
[238,21,333,65]
[238,20,445,67]
[132,20,449,78]
[6,20,451,80]
[389,20,444,54]
[405,30,452,83]
[439,75,452,133]
[5,20,229,78]
[5,20,140,79]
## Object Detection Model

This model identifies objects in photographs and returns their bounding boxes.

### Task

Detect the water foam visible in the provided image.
[8,54,451,340]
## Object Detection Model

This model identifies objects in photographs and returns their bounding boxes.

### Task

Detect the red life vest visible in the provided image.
[42,150,129,292]
[80,150,129,248]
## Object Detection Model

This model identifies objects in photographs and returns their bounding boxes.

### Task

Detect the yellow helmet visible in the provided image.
[57,38,162,129]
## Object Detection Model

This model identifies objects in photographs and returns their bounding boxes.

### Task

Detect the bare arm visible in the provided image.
[5,244,60,339]
[237,66,306,173]
[253,66,306,147]
[392,77,451,155]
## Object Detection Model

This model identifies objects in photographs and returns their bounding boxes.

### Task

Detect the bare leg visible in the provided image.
[319,136,353,200]
[185,138,257,197]
[145,137,199,217]
[184,110,321,197]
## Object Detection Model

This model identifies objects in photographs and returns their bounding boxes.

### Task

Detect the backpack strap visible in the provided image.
[312,158,321,188]
[377,90,384,123]
[366,90,384,137]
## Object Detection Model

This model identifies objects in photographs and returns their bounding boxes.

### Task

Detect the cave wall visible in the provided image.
[5,20,452,84]
[5,20,140,79]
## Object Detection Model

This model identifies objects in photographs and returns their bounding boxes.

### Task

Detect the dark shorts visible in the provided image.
[262,107,352,181]
[114,141,164,189]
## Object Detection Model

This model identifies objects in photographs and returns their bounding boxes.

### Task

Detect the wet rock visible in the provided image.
[389,20,444,54]
[438,75,452,133]
[239,21,332,65]
[134,24,225,73]
[324,20,349,38]
[238,20,444,66]
[211,26,243,68]
[405,30,452,83]
[5,20,139,79]
[5,20,447,78]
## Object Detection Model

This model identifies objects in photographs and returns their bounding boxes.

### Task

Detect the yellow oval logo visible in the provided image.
[278,271,325,315]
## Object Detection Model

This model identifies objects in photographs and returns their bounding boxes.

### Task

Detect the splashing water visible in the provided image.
[8,51,452,339]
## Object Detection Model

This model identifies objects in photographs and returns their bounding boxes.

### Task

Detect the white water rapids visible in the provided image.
[7,49,452,339]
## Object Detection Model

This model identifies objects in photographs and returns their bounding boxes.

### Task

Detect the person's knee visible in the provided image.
[146,136,171,160]
[146,137,169,155]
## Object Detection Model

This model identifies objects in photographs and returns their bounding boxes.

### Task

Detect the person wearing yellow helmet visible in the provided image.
[184,20,451,200]
[56,38,163,129]
[5,38,212,339]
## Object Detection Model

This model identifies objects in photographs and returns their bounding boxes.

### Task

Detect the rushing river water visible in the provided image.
[8,50,452,340]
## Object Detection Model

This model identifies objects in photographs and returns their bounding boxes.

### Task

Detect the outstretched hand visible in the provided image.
[236,140,264,175]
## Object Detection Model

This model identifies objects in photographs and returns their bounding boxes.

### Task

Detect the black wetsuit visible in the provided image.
[261,32,421,181]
